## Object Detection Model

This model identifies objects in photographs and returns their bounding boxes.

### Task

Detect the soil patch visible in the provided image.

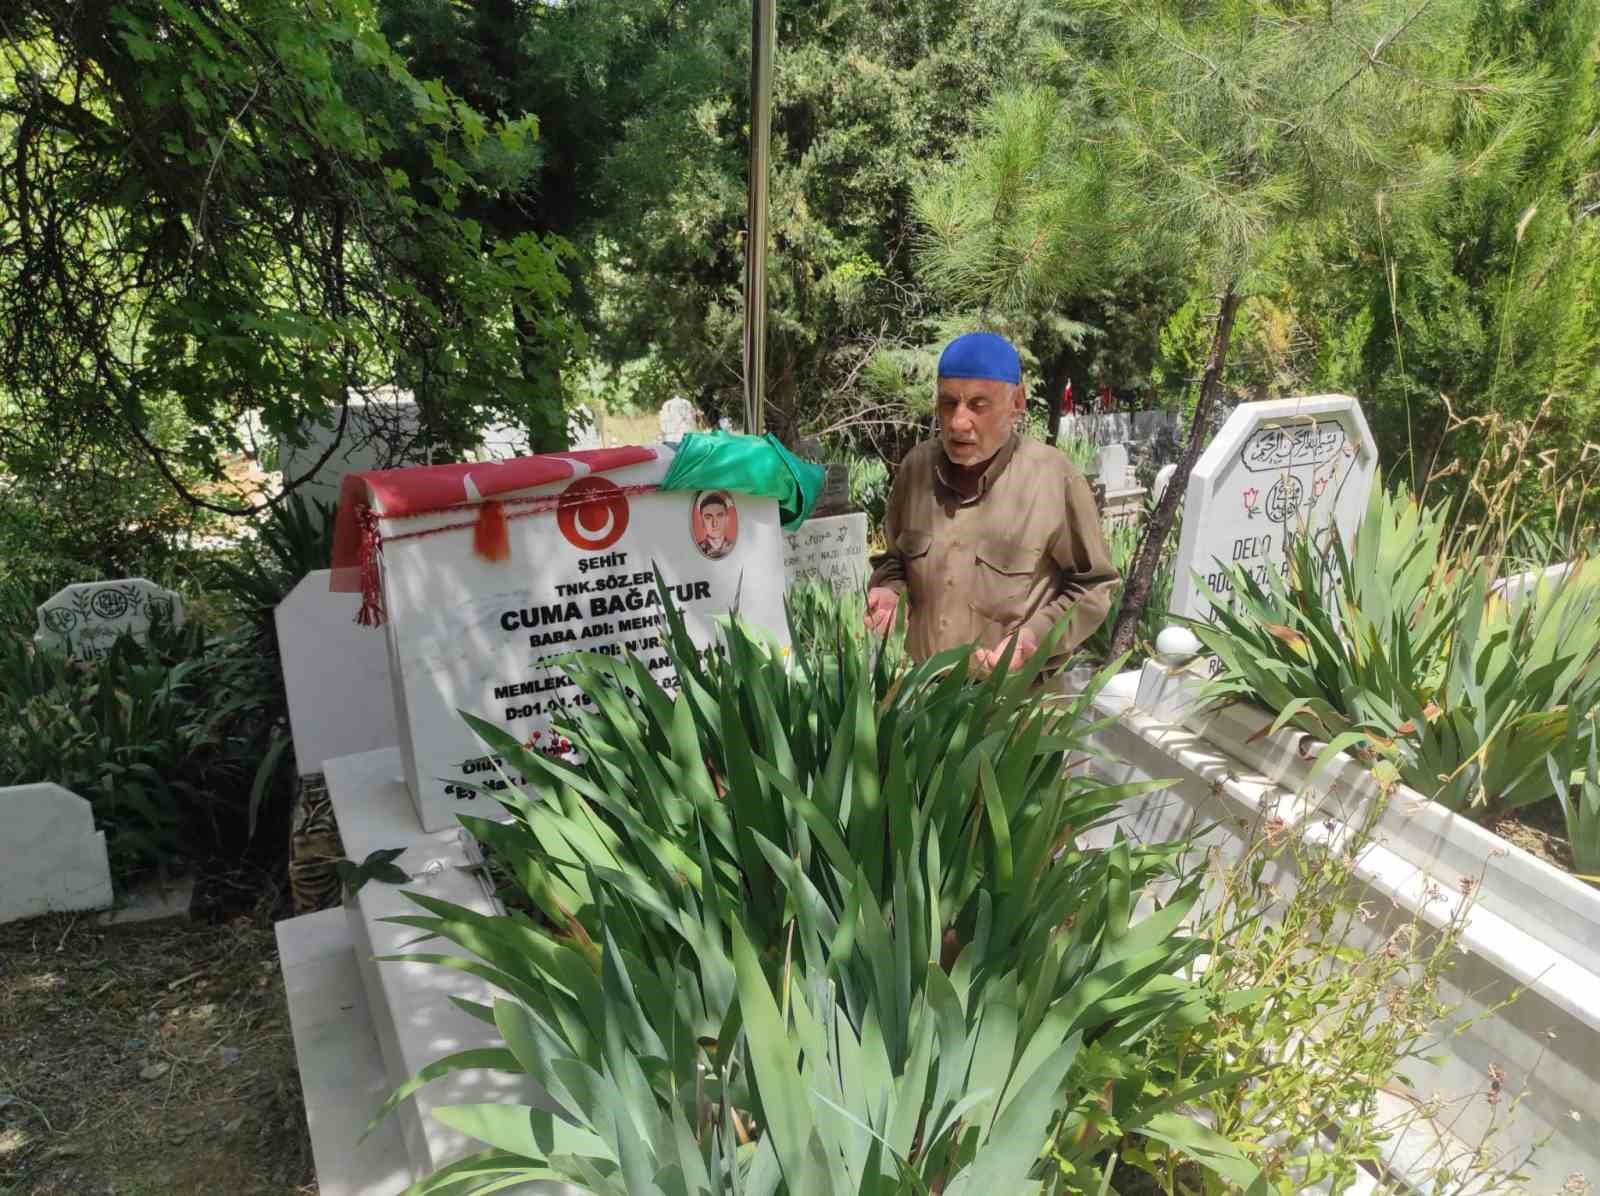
[1493,801,1577,876]
[0,886,315,1195]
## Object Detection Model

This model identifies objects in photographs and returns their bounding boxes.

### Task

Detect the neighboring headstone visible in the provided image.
[568,405,601,451]
[1152,464,1178,505]
[1492,561,1575,604]
[659,397,697,441]
[1168,395,1378,626]
[280,389,429,511]
[1096,443,1130,490]
[784,513,869,593]
[1063,411,1181,448]
[474,420,530,463]
[1100,484,1147,533]
[276,570,400,776]
[360,453,791,831]
[35,578,184,663]
[0,784,113,923]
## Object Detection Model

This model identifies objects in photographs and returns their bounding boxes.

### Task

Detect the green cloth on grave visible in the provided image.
[659,431,826,530]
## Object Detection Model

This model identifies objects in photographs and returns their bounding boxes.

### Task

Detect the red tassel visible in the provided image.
[355,506,387,627]
[473,499,511,563]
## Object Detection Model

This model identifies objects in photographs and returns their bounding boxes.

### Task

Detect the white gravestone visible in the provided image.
[568,405,601,451]
[362,452,791,831]
[1152,463,1178,505]
[280,389,429,511]
[659,397,697,441]
[276,570,400,777]
[35,578,184,663]
[1096,443,1130,490]
[1168,395,1378,627]
[784,513,869,593]
[0,784,113,923]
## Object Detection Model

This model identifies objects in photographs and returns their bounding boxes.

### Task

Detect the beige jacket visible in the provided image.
[868,434,1119,662]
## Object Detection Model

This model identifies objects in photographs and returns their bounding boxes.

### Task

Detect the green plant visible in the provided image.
[783,580,904,677]
[207,494,338,637]
[1192,486,1600,826]
[1139,797,1538,1193]
[0,615,292,878]
[1549,707,1600,881]
[848,455,892,540]
[374,588,1264,1192]
[1059,433,1098,477]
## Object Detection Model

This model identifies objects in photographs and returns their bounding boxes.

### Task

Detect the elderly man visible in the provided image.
[865,332,1118,671]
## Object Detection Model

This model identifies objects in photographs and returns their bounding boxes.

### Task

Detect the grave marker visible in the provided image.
[336,447,791,831]
[0,784,113,923]
[1096,443,1130,489]
[275,570,400,776]
[1168,395,1377,626]
[784,513,869,593]
[659,397,697,441]
[280,389,429,511]
[35,578,184,663]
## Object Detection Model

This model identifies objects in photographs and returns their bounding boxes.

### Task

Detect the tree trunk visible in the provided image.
[1104,281,1242,661]
[1044,354,1070,447]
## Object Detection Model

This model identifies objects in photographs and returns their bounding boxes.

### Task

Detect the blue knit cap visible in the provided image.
[937,332,1021,384]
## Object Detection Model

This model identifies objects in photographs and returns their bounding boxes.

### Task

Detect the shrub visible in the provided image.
[374,590,1266,1193]
[0,614,291,880]
[1135,796,1536,1193]
[1191,485,1600,864]
[206,494,337,641]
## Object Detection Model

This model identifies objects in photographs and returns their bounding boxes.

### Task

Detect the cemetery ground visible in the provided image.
[0,885,316,1196]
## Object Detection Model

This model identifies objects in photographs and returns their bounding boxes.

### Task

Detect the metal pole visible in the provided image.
[742,0,775,436]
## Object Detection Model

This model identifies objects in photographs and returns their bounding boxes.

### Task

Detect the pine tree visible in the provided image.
[917,0,1539,659]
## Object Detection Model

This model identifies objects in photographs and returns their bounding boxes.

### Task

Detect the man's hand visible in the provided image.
[972,628,1039,674]
[864,587,900,635]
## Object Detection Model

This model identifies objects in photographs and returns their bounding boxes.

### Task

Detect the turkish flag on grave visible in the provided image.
[328,446,661,624]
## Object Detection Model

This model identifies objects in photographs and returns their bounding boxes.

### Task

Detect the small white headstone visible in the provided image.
[276,570,400,776]
[1096,443,1130,490]
[784,513,869,593]
[1168,395,1378,625]
[35,578,184,663]
[0,784,113,923]
[474,420,532,462]
[280,388,428,510]
[1152,464,1178,504]
[568,405,601,451]
[1492,561,1575,604]
[659,397,697,441]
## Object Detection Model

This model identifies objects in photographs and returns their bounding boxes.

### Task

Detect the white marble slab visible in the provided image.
[1087,690,1600,1192]
[280,389,430,512]
[0,783,113,923]
[1491,561,1575,603]
[275,570,399,776]
[35,578,183,663]
[277,908,413,1196]
[324,748,574,1194]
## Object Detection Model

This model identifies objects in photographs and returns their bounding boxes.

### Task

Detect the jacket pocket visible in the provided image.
[897,529,934,594]
[972,541,1040,623]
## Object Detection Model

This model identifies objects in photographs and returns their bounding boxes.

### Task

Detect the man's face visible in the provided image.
[702,504,727,542]
[936,377,1025,468]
